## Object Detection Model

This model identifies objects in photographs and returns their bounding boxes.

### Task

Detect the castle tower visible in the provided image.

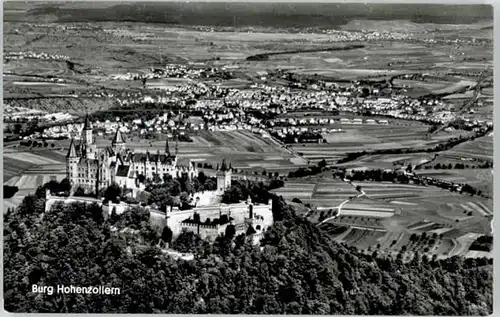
[165,137,170,156]
[81,113,97,159]
[111,126,126,152]
[175,136,179,156]
[66,138,79,185]
[82,113,93,145]
[247,195,254,219]
[216,159,232,192]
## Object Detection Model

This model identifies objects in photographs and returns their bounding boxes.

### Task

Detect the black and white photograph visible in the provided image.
[2,1,494,314]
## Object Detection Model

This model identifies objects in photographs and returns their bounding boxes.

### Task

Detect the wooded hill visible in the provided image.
[3,184,493,314]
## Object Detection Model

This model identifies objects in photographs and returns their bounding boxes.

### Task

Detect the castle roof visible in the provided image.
[83,113,93,130]
[165,138,170,155]
[219,159,228,171]
[78,157,99,165]
[127,152,176,164]
[66,138,77,158]
[112,128,125,144]
[246,225,257,235]
[105,146,115,156]
[116,165,131,177]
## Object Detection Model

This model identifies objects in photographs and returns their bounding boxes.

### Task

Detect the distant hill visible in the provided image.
[5,2,493,27]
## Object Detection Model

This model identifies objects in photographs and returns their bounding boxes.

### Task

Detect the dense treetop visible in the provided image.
[3,183,493,314]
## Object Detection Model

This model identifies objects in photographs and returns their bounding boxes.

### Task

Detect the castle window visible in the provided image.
[256,225,261,230]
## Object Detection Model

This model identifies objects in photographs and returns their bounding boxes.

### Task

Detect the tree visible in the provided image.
[74,186,85,196]
[225,224,236,240]
[138,174,146,183]
[161,226,173,245]
[59,178,71,193]
[3,180,494,315]
[104,183,122,203]
[152,173,162,183]
[318,159,327,169]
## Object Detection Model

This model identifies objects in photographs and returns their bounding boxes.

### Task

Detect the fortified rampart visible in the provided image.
[44,190,273,244]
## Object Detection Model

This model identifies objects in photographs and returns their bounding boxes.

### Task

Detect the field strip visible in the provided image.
[465,250,492,258]
[475,201,492,215]
[451,233,483,257]
[467,201,491,215]
[342,205,395,212]
[353,182,425,189]
[340,210,395,218]
[4,176,20,186]
[3,152,62,165]
[14,175,29,188]
[428,228,454,235]
[331,227,353,242]
[409,222,437,231]
[275,192,313,198]
[390,200,418,206]
[316,206,340,211]
[460,204,478,214]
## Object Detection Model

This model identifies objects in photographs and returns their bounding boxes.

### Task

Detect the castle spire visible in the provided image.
[112,126,125,146]
[165,137,170,156]
[83,112,92,130]
[82,112,94,145]
[175,135,179,156]
[220,159,227,171]
[66,138,77,158]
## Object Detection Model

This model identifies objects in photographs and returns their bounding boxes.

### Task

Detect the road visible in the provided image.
[317,179,366,226]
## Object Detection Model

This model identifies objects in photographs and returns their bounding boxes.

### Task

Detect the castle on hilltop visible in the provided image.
[66,114,198,196]
[60,114,273,244]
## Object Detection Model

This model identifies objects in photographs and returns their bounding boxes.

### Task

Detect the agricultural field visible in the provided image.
[442,134,493,161]
[275,175,492,259]
[415,168,493,196]
[3,147,67,212]
[290,122,466,164]
[340,153,435,170]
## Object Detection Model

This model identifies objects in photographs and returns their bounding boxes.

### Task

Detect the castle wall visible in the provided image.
[149,209,167,231]
[193,190,220,206]
[179,222,228,242]
[166,208,194,238]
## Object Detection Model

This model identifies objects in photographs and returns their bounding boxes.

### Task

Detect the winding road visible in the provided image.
[317,179,366,226]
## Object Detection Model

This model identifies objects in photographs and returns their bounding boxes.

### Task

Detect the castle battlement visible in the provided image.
[245,217,264,224]
[180,222,199,228]
[199,224,221,230]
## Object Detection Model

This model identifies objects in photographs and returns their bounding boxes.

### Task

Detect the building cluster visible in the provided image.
[51,115,274,244]
[4,51,69,61]
[4,105,75,123]
[65,114,197,196]
[109,64,227,82]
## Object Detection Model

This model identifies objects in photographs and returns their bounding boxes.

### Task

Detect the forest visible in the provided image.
[3,182,493,314]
